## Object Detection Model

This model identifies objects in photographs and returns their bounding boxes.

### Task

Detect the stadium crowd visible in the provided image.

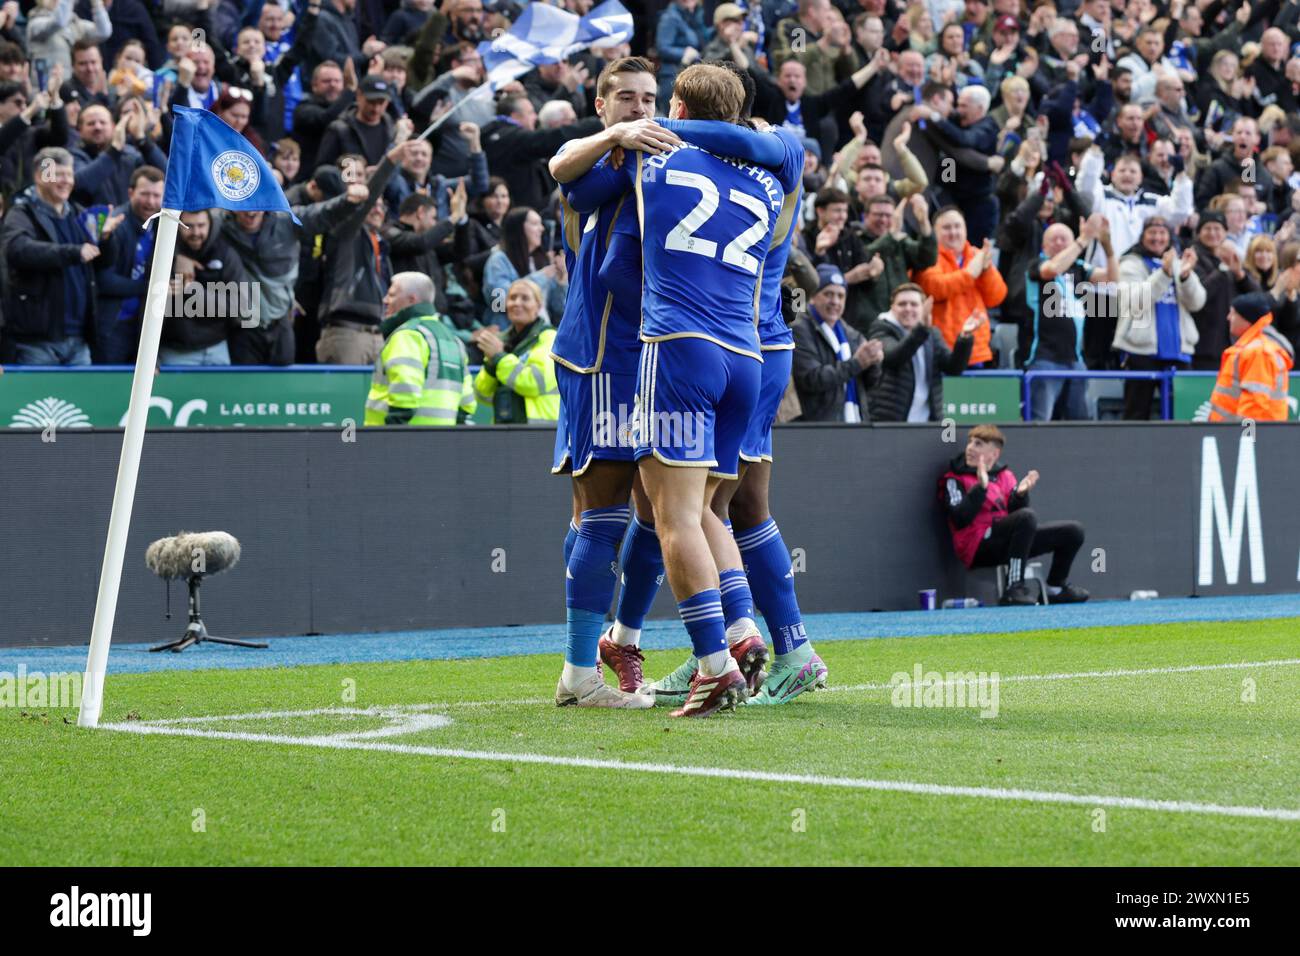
[1,0,1299,421]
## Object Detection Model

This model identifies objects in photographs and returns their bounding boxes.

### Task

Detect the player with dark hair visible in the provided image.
[542,56,677,708]
[563,63,802,716]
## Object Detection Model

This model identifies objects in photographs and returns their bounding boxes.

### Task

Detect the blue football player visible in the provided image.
[642,76,830,707]
[546,57,799,710]
[545,57,673,709]
[564,63,801,717]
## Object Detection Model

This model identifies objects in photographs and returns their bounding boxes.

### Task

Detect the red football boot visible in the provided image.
[670,658,748,718]
[598,632,646,693]
[728,632,770,695]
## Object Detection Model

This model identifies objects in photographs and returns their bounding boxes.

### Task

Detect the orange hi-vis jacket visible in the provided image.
[914,241,1007,365]
[1209,313,1295,422]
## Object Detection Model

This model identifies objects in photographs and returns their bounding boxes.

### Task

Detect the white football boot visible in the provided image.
[555,672,653,708]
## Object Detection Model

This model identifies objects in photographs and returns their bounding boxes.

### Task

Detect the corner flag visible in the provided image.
[78,106,298,729]
[163,107,300,224]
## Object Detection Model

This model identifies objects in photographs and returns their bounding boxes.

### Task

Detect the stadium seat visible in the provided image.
[991,322,1018,370]
[1086,378,1126,420]
[995,563,1049,605]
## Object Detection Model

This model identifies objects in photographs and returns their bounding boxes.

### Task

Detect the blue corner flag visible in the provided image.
[162,106,300,224]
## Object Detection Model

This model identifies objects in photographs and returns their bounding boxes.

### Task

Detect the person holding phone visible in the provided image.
[480,205,566,329]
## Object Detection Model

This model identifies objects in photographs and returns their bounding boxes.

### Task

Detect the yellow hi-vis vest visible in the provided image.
[474,322,560,423]
[365,313,475,426]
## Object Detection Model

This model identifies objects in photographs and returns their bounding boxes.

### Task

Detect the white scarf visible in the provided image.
[818,319,861,423]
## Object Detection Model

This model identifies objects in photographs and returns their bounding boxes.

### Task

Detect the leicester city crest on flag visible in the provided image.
[162,107,299,223]
[210,150,260,202]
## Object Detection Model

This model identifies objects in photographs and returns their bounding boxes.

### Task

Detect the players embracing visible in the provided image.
[547,57,827,718]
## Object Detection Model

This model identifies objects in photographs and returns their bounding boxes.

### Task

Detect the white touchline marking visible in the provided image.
[825,658,1300,694]
[100,703,1300,824]
[119,659,1300,717]
[406,657,1300,708]
[137,704,451,725]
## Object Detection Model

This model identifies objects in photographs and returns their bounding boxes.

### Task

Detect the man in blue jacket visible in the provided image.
[70,103,166,208]
[656,0,712,104]
[1,147,118,364]
[94,165,162,364]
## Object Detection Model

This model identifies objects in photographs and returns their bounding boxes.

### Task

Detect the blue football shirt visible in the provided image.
[633,144,784,358]
[566,123,802,357]
[746,127,804,350]
[549,144,641,375]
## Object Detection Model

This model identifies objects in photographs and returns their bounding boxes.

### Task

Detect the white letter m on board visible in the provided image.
[1198,436,1266,586]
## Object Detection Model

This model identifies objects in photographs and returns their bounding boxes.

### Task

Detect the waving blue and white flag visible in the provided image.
[478,3,582,89]
[477,1,635,90]
[577,1,634,49]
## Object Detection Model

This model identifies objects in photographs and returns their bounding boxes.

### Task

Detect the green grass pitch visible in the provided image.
[3,617,1298,866]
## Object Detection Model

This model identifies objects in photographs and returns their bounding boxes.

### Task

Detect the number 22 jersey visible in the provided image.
[568,142,789,361]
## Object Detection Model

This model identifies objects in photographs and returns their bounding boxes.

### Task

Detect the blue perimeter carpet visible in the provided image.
[3,594,1299,676]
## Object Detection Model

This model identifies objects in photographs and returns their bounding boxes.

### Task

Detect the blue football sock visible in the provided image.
[718,568,754,629]
[678,589,727,660]
[564,608,606,668]
[567,506,628,613]
[563,520,579,566]
[615,515,663,629]
[564,506,629,666]
[736,519,807,655]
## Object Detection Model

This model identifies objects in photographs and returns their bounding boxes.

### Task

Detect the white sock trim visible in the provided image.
[562,663,597,692]
[611,622,641,647]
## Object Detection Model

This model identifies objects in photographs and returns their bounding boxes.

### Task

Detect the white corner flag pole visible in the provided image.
[77,209,182,728]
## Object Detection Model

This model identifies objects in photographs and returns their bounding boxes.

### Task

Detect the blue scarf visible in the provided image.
[815,308,860,422]
[1073,110,1100,140]
[81,204,112,240]
[736,1,766,55]
[1144,256,1189,362]
[783,99,804,136]
[118,220,155,323]
[267,39,303,132]
[1168,39,1194,74]
[185,80,220,110]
